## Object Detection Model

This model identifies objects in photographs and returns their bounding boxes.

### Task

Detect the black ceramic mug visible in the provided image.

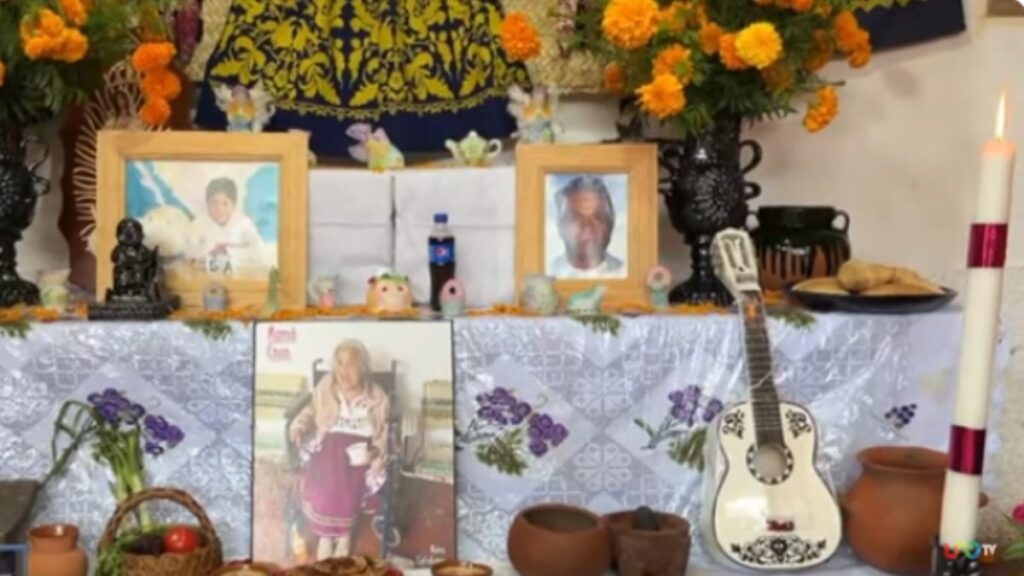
[747,206,851,291]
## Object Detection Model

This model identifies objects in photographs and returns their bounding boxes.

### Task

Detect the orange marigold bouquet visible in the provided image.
[502,0,905,135]
[0,0,177,126]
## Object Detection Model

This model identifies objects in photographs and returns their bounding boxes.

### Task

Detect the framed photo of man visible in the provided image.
[96,130,309,310]
[516,143,658,306]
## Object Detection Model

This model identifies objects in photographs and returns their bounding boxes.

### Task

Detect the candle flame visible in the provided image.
[996,90,1007,140]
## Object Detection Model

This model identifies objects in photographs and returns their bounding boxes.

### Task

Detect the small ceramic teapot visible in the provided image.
[440,278,466,317]
[445,131,502,166]
[520,275,559,315]
[203,283,229,311]
[366,272,414,313]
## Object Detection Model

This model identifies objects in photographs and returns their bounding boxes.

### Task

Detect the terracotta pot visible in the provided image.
[28,524,87,576]
[605,511,690,576]
[843,446,988,576]
[507,504,611,576]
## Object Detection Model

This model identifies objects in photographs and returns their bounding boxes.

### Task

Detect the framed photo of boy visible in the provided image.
[95,130,308,310]
[515,143,659,307]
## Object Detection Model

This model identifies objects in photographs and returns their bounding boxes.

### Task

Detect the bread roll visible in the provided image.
[890,267,944,295]
[837,260,895,292]
[861,282,941,297]
[793,277,849,295]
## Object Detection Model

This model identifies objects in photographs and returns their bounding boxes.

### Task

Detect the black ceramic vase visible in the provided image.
[658,115,762,306]
[0,124,48,307]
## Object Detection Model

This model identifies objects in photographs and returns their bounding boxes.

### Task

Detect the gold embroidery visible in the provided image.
[204,0,530,120]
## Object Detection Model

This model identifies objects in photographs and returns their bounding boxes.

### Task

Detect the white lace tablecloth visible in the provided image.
[0,310,1008,573]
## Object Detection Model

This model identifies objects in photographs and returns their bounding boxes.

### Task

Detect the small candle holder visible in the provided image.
[931,538,981,576]
[430,560,493,576]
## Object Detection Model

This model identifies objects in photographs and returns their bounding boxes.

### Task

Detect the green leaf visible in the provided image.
[0,320,31,340]
[475,429,528,476]
[571,313,622,336]
[768,306,816,329]
[184,320,235,341]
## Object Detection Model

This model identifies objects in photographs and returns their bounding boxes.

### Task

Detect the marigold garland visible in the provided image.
[132,42,178,126]
[804,85,839,132]
[139,97,171,126]
[833,10,871,67]
[141,68,182,100]
[699,22,724,54]
[735,22,783,70]
[131,42,176,74]
[0,60,5,90]
[653,44,693,85]
[602,0,661,50]
[604,62,626,94]
[718,34,747,71]
[59,0,88,27]
[804,29,835,72]
[636,73,687,119]
[500,12,541,62]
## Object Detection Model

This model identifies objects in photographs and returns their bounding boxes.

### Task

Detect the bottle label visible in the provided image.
[430,242,455,265]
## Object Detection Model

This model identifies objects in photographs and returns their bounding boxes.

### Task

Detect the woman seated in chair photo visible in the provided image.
[288,339,390,560]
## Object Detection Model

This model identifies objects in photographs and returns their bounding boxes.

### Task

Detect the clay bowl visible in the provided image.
[430,560,493,576]
[507,504,611,576]
[605,511,691,576]
[212,560,281,575]
[28,524,78,552]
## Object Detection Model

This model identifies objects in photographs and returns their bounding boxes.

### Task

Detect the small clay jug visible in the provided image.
[605,510,690,576]
[747,205,851,291]
[843,446,987,576]
[507,504,611,576]
[28,523,87,576]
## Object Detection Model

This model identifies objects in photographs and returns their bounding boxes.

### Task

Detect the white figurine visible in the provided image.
[213,83,276,132]
[508,85,563,144]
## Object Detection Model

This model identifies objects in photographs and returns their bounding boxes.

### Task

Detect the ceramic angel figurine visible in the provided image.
[508,85,563,144]
[347,123,405,172]
[213,83,276,132]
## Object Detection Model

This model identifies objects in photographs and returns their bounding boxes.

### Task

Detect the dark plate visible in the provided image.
[785,286,957,314]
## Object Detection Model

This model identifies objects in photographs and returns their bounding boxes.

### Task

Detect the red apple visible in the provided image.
[163,526,200,554]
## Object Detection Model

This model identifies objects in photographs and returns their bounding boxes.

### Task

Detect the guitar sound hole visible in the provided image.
[746,444,794,485]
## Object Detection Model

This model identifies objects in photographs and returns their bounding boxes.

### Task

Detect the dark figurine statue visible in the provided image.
[89,218,179,320]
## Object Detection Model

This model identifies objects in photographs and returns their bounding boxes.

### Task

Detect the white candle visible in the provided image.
[939,91,1016,551]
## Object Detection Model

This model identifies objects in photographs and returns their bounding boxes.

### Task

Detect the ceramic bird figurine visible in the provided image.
[508,85,563,144]
[567,285,607,316]
[347,123,405,172]
[647,266,673,309]
[213,83,276,132]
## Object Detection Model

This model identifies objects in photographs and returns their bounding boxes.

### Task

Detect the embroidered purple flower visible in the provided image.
[511,402,532,424]
[703,399,724,423]
[87,389,148,428]
[671,401,697,424]
[528,439,548,457]
[549,424,568,446]
[143,414,184,456]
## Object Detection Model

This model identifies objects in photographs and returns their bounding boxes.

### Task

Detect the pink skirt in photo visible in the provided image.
[300,432,369,538]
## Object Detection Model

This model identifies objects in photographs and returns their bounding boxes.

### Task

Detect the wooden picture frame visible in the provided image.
[96,130,309,310]
[515,143,659,307]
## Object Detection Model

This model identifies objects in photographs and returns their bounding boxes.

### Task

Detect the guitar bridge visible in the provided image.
[767,518,795,532]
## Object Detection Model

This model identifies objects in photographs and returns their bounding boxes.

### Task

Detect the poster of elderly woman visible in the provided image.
[254,321,455,570]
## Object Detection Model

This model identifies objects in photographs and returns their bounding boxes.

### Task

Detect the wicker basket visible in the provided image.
[99,487,224,576]
[502,0,606,94]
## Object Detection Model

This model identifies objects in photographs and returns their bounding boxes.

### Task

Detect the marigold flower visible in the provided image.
[804,29,834,72]
[804,85,839,132]
[718,34,747,70]
[37,9,66,38]
[636,73,686,119]
[0,60,5,90]
[141,68,183,100]
[791,0,814,11]
[132,42,177,74]
[500,12,541,61]
[849,46,871,68]
[140,97,171,126]
[603,0,660,50]
[761,62,794,94]
[833,11,866,52]
[604,61,627,94]
[699,22,724,54]
[735,22,783,69]
[653,44,693,85]
[52,29,89,63]
[59,0,88,26]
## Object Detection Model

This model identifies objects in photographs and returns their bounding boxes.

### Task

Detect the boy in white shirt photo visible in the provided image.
[189,177,265,276]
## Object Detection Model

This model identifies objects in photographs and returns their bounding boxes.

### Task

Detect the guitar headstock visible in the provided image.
[712,228,761,300]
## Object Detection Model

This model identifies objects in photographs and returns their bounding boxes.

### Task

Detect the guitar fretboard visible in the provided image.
[740,291,784,447]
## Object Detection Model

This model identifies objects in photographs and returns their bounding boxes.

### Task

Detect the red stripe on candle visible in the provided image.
[948,425,986,476]
[967,224,1008,268]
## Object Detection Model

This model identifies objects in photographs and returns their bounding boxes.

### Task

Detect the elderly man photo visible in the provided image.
[547,175,626,279]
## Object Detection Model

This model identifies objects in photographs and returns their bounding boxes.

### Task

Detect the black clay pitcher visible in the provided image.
[747,205,850,291]
[0,124,49,307]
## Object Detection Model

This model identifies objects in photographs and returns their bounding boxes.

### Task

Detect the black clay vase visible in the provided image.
[0,124,48,307]
[658,116,762,306]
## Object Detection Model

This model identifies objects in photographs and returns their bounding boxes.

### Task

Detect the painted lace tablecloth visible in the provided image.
[0,312,1009,572]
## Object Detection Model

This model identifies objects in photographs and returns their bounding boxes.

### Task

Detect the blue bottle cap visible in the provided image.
[434,213,448,224]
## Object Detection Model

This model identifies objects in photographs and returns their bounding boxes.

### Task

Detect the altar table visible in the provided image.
[0,310,1008,572]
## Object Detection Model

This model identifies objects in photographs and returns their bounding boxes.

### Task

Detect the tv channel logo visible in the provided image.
[0,544,26,576]
[942,540,998,565]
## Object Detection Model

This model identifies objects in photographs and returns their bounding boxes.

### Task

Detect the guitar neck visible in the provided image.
[739,291,784,447]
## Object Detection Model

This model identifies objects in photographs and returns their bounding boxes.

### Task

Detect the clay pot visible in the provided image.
[843,446,988,576]
[28,524,87,576]
[507,504,611,576]
[605,511,690,576]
